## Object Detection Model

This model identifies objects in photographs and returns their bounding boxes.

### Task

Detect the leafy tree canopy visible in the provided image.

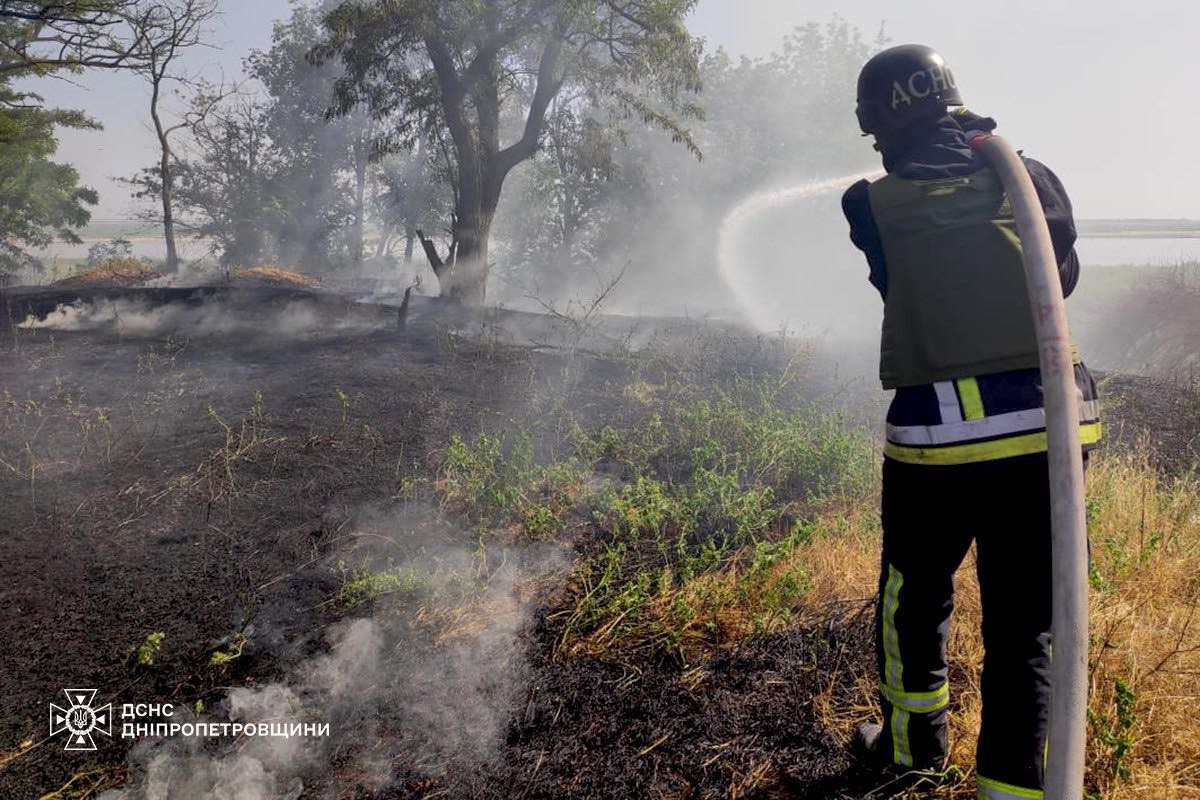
[0,82,98,275]
[312,0,704,302]
[156,4,389,270]
[0,1,161,80]
[494,17,881,306]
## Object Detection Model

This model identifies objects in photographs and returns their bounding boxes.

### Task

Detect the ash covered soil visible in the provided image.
[0,288,1190,799]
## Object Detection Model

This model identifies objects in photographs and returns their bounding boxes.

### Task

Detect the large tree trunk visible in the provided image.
[449,205,493,304]
[423,18,562,306]
[403,223,415,264]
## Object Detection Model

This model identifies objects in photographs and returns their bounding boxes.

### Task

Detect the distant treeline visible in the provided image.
[1078,219,1200,237]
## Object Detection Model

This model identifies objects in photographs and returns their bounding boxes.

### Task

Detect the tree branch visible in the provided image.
[493,20,565,182]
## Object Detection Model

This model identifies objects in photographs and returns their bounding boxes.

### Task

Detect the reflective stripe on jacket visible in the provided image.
[843,113,1099,465]
[883,364,1101,465]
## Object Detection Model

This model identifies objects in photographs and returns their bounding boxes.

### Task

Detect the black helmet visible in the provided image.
[856,45,963,135]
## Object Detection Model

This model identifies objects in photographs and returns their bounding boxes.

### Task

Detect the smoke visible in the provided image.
[716,171,884,336]
[102,510,569,799]
[101,618,376,800]
[18,297,389,338]
[143,262,226,288]
[389,549,555,769]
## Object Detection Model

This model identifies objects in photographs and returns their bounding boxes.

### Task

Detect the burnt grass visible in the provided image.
[0,288,1185,799]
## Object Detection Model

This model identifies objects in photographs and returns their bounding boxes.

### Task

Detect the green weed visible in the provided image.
[131,632,165,667]
[436,431,587,536]
[208,633,246,668]
[336,568,424,609]
[1089,676,1138,785]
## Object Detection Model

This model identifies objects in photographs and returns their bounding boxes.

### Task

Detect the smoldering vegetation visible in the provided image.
[17,295,386,338]
[105,510,569,800]
[5,291,745,364]
[1065,261,1200,470]
[0,297,889,798]
[6,287,1195,798]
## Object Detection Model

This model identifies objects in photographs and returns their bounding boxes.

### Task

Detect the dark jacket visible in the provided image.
[840,111,1100,465]
[841,112,1080,301]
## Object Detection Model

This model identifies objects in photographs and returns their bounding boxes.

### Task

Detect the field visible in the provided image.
[0,282,1198,799]
[1071,262,1200,380]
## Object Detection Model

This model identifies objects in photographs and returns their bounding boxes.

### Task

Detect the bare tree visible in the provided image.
[125,0,219,270]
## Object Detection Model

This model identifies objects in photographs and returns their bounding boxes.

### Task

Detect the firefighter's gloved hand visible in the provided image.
[952,107,997,140]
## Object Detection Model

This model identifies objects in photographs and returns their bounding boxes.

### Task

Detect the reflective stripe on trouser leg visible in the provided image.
[879,458,972,771]
[881,682,950,713]
[881,680,950,770]
[977,774,1044,799]
[881,564,914,766]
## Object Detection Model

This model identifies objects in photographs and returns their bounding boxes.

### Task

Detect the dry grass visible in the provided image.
[793,448,1200,798]
[231,265,320,288]
[52,258,161,288]
[499,363,1200,796]
[1084,451,1200,797]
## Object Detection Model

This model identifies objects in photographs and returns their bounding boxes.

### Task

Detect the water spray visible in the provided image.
[716,171,882,330]
[971,133,1088,800]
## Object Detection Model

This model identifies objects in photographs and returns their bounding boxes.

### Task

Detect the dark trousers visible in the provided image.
[874,453,1067,792]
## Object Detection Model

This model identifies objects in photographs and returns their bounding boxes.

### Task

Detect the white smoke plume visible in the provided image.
[18,297,389,338]
[102,523,568,800]
[102,618,379,800]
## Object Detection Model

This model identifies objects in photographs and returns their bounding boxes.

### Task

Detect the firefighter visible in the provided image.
[841,45,1101,798]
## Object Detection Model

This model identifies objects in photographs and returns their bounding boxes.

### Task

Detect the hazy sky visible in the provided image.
[24,0,1199,220]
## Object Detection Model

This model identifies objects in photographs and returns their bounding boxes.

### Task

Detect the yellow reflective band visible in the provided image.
[885,422,1103,466]
[881,566,912,766]
[881,682,950,713]
[882,566,904,691]
[977,774,1044,799]
[956,377,985,420]
[892,707,913,766]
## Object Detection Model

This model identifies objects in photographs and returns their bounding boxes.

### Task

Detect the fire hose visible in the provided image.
[970,133,1088,799]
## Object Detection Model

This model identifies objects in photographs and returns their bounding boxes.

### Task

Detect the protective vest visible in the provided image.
[868,168,1048,389]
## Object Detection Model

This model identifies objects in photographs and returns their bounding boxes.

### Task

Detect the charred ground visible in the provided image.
[0,287,1194,799]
